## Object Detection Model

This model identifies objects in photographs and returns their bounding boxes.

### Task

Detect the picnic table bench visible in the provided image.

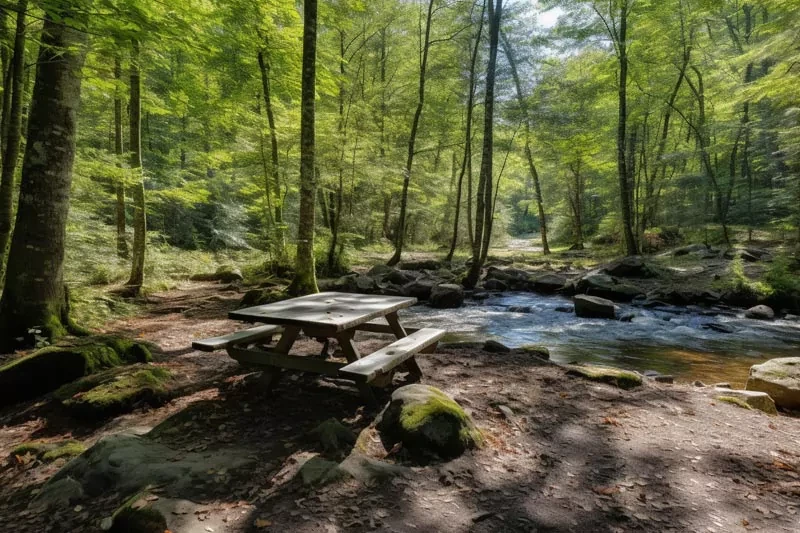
[192,292,445,404]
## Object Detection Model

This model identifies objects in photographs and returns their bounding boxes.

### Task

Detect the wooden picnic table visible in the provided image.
[193,292,445,404]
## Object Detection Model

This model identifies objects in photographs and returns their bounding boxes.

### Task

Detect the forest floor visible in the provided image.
[1,281,800,533]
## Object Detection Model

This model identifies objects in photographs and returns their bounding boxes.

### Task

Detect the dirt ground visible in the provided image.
[1,281,799,533]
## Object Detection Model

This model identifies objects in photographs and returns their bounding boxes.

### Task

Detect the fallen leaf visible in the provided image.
[602,417,622,427]
[254,518,272,528]
[772,459,796,472]
[592,485,620,496]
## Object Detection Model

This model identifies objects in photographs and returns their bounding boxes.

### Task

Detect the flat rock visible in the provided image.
[712,388,777,415]
[746,357,800,410]
[574,295,616,319]
[745,305,775,320]
[429,283,465,309]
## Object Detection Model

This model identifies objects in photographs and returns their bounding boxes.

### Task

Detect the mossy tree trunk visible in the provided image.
[126,39,146,294]
[0,7,88,350]
[114,54,128,259]
[288,0,319,296]
[0,0,28,284]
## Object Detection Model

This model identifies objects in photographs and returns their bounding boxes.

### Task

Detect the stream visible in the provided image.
[401,293,800,387]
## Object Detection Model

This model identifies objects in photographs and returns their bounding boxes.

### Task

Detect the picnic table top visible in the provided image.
[228,292,417,332]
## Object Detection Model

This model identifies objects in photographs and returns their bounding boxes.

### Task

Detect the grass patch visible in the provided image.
[716,395,753,410]
[566,365,643,390]
[11,440,86,462]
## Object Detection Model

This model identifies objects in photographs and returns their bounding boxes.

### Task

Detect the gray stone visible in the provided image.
[574,295,616,319]
[483,279,508,291]
[574,272,644,302]
[483,340,511,353]
[712,388,778,415]
[297,456,347,486]
[532,274,566,293]
[429,284,465,309]
[507,306,532,313]
[310,418,356,458]
[339,451,409,483]
[402,279,436,300]
[42,434,252,502]
[367,265,395,278]
[745,305,775,320]
[746,357,800,410]
[386,269,417,285]
[30,477,84,511]
[554,305,574,313]
[376,384,482,461]
[604,256,658,278]
[399,259,442,271]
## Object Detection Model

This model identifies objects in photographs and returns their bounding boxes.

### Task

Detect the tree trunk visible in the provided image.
[387,0,435,267]
[464,0,502,289]
[0,8,88,350]
[114,54,128,259]
[0,0,27,282]
[446,1,485,263]
[500,30,549,255]
[257,47,285,257]
[126,39,146,293]
[288,0,319,296]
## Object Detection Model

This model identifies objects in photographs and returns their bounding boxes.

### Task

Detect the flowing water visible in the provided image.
[401,293,800,387]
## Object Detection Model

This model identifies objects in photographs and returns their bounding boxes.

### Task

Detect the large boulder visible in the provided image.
[482,279,508,291]
[402,279,437,300]
[36,433,252,507]
[376,384,482,461]
[746,358,800,410]
[0,336,152,407]
[673,243,710,257]
[429,284,465,309]
[603,256,658,278]
[574,272,644,302]
[386,269,418,286]
[532,274,566,293]
[574,295,616,319]
[189,265,243,283]
[239,287,286,308]
[54,365,172,419]
[329,273,379,294]
[712,388,777,415]
[745,305,775,320]
[484,267,533,290]
[399,259,442,271]
[367,264,395,278]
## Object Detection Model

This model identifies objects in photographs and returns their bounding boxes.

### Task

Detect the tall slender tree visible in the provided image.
[0,0,28,282]
[288,0,319,295]
[125,39,146,294]
[464,0,502,288]
[0,6,88,349]
[387,0,435,266]
[114,54,129,259]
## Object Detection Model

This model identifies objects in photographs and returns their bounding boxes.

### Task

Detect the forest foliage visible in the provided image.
[0,0,798,346]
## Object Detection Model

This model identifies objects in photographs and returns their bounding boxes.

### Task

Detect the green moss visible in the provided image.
[566,365,643,390]
[109,506,167,533]
[56,366,172,419]
[717,396,753,410]
[10,440,86,462]
[399,388,484,449]
[517,345,550,359]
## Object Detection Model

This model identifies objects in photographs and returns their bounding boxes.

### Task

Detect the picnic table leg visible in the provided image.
[258,325,301,393]
[336,330,378,408]
[385,312,423,380]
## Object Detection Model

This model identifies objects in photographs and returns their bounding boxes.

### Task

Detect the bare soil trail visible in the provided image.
[1,281,799,532]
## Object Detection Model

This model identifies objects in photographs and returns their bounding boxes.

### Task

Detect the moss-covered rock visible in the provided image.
[0,336,152,408]
[55,365,172,419]
[239,287,287,308]
[190,265,243,283]
[310,418,356,458]
[10,440,86,462]
[712,387,777,415]
[514,345,550,360]
[566,365,643,390]
[376,384,482,462]
[109,505,168,533]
